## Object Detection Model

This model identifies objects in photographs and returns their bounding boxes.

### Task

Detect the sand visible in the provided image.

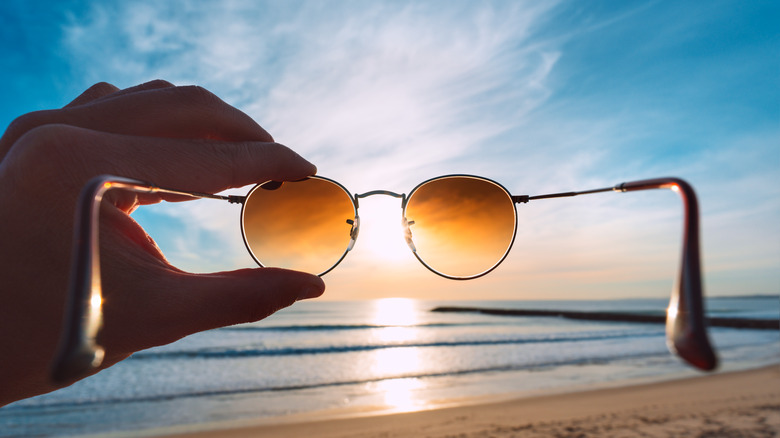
[154,365,780,438]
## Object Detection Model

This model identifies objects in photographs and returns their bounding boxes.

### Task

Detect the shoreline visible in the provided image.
[133,364,780,438]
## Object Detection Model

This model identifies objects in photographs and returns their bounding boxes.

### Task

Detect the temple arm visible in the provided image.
[53,174,717,385]
[514,177,718,371]
[51,175,242,384]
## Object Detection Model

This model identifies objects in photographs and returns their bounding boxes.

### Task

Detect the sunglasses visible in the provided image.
[52,174,718,384]
[241,175,520,279]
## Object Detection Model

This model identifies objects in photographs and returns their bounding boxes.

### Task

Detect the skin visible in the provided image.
[0,80,326,406]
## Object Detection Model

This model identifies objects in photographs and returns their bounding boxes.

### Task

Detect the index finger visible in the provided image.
[63,82,121,108]
[1,85,273,161]
[14,125,315,197]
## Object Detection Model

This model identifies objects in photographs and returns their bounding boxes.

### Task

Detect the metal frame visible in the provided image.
[402,174,519,280]
[239,176,359,277]
[52,174,716,386]
[516,177,716,371]
[51,175,242,385]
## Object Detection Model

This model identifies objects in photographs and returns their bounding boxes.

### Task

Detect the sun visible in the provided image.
[355,197,413,262]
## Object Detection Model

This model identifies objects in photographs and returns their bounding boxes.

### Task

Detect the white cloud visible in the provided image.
[62,1,570,274]
[61,1,563,187]
[58,1,779,298]
[245,3,563,189]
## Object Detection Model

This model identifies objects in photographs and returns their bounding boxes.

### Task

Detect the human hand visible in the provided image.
[0,80,325,406]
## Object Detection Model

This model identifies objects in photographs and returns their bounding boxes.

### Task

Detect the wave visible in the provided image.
[130,329,664,361]
[7,338,775,413]
[218,322,485,332]
[5,350,669,411]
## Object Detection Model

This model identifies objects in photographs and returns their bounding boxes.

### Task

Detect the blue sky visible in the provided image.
[1,0,778,300]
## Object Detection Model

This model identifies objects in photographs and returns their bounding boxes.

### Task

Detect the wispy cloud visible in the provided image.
[55,0,779,298]
[255,3,562,188]
[60,1,572,273]
[61,1,563,186]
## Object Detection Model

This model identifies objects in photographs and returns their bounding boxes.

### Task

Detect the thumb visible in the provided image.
[103,267,325,355]
[176,268,326,331]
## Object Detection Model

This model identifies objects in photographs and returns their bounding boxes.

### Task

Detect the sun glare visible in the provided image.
[355,198,412,262]
[89,293,102,311]
[372,298,420,326]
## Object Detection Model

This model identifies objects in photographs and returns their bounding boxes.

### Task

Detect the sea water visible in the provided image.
[1,296,778,436]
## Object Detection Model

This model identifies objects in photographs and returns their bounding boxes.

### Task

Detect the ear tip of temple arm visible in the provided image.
[50,344,105,385]
[669,328,719,371]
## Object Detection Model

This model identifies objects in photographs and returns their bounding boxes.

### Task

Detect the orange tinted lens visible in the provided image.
[241,177,356,275]
[404,176,516,278]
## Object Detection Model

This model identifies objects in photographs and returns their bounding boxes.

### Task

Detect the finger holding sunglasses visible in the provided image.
[0,83,324,406]
[62,81,121,108]
[64,79,177,108]
[0,80,272,161]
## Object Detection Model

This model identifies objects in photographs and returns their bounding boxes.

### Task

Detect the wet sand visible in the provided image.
[150,365,779,438]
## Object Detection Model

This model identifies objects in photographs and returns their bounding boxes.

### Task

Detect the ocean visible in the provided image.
[1,296,778,437]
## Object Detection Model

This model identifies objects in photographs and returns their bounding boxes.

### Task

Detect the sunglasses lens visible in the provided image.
[405,176,516,278]
[241,177,356,275]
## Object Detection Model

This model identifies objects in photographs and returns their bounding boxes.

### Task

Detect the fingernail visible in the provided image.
[299,278,325,300]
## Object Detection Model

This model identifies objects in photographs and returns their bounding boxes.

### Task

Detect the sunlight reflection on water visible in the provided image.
[368,298,432,412]
[371,297,420,326]
[372,377,427,413]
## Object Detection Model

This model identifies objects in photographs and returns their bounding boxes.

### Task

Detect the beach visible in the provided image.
[157,365,780,438]
[2,298,777,436]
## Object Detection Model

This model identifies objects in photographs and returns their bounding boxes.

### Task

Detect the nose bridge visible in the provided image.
[353,190,407,208]
[349,189,417,256]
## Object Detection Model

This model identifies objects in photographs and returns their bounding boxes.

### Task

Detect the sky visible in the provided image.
[1,0,778,301]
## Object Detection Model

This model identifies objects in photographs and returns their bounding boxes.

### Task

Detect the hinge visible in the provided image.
[512,195,530,204]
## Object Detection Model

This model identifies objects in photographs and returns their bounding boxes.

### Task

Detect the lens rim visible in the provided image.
[240,175,358,276]
[402,174,518,280]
